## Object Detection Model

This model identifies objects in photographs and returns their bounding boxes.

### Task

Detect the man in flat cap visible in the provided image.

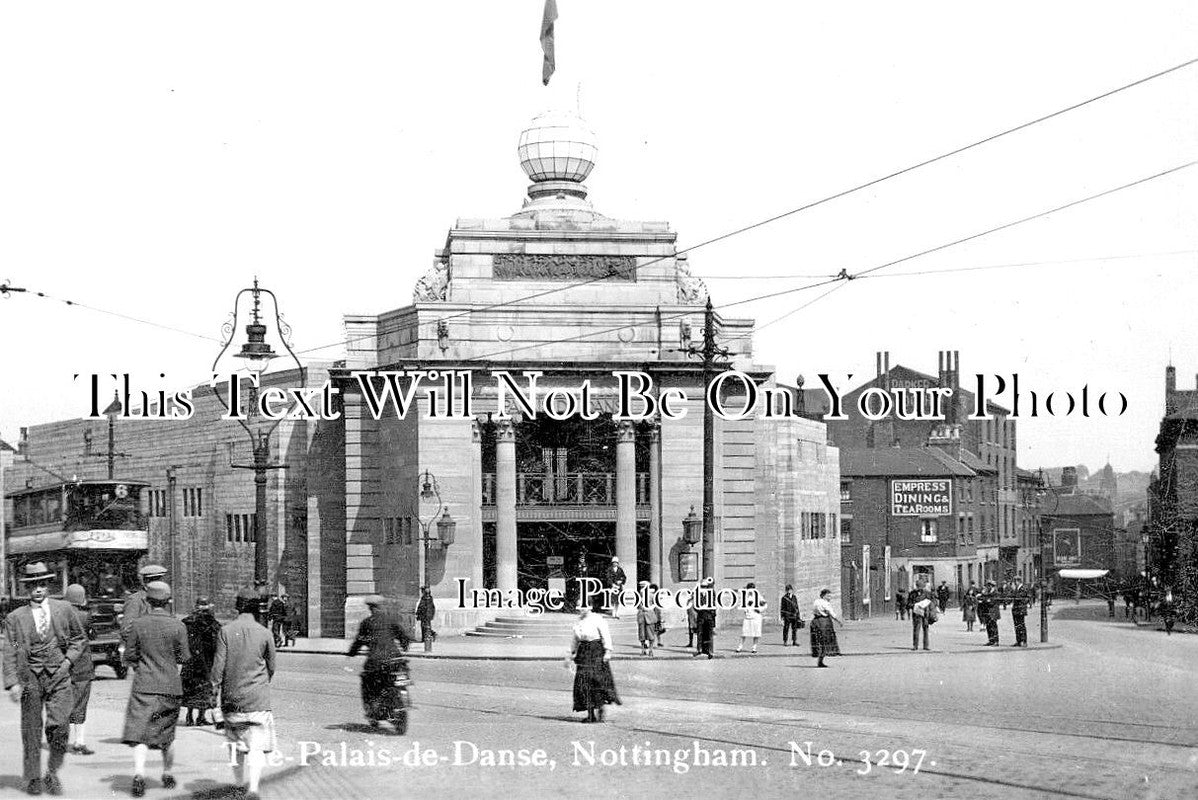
[120,564,168,650]
[2,561,88,796]
[122,581,189,797]
[348,596,412,726]
[211,588,277,800]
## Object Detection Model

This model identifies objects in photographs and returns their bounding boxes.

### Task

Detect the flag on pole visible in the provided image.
[541,0,558,86]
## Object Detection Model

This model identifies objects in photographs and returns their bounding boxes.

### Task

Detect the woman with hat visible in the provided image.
[567,605,621,722]
[122,581,190,797]
[120,564,168,649]
[180,597,221,726]
[64,584,97,755]
[736,583,766,655]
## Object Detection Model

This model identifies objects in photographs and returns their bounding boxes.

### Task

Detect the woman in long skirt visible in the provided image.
[568,606,621,723]
[961,585,978,632]
[809,588,843,668]
[180,598,221,726]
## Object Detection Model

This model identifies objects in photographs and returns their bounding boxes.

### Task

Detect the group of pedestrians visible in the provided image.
[904,577,1034,651]
[2,562,278,799]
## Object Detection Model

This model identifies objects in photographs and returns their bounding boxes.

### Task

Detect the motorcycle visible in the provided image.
[362,657,411,735]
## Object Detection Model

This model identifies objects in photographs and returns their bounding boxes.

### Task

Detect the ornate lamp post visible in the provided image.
[416,470,455,651]
[213,279,304,587]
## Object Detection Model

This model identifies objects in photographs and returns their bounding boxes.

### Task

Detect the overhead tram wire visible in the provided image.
[469,159,1198,360]
[292,54,1198,359]
[5,286,220,343]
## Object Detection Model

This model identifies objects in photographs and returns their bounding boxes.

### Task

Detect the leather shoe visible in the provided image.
[25,778,42,796]
[72,744,95,755]
[131,775,146,798]
[42,774,61,796]
[162,774,176,789]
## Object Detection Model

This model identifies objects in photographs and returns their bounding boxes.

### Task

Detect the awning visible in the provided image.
[1057,569,1110,580]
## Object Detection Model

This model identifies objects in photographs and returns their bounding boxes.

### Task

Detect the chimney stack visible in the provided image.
[1061,466,1078,490]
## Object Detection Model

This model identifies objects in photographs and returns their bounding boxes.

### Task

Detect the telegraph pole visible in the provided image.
[702,298,716,579]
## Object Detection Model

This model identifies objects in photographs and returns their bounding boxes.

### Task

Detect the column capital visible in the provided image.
[471,416,484,443]
[616,419,637,443]
[496,418,517,442]
[645,417,661,442]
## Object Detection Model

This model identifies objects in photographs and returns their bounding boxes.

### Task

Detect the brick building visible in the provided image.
[839,444,977,617]
[826,351,1026,599]
[1149,364,1198,615]
[1040,490,1116,593]
[4,109,842,637]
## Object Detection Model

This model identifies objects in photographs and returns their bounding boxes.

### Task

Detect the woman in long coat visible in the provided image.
[180,597,221,726]
[568,605,620,723]
[962,584,978,632]
[810,589,843,667]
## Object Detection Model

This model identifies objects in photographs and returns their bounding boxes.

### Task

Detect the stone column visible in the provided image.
[470,417,485,591]
[495,418,518,593]
[616,420,638,589]
[648,419,662,586]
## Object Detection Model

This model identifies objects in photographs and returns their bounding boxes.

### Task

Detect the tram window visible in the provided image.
[31,495,47,525]
[47,492,63,523]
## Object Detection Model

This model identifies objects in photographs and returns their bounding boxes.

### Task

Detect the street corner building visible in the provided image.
[1,110,842,637]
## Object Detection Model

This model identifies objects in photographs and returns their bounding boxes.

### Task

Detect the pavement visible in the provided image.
[282,606,1064,661]
[2,600,1193,800]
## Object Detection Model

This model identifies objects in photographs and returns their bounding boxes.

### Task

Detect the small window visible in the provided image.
[840,482,851,502]
[841,519,852,544]
[921,519,938,543]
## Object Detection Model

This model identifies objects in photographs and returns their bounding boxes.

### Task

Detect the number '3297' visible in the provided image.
[857,749,927,775]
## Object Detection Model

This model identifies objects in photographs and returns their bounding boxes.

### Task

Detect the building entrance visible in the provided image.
[517,521,615,612]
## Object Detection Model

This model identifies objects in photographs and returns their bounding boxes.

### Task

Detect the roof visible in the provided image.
[0,439,15,452]
[840,446,976,478]
[6,479,151,500]
[1043,493,1114,517]
[956,449,995,474]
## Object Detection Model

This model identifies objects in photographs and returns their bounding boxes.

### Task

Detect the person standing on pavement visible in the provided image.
[635,582,659,657]
[3,562,88,797]
[606,557,627,619]
[122,581,190,798]
[120,564,168,648]
[909,584,933,651]
[64,584,96,756]
[568,605,620,723]
[268,594,288,648]
[685,596,698,651]
[1009,577,1030,647]
[736,583,764,655]
[180,597,221,727]
[692,577,717,659]
[936,581,951,614]
[962,583,978,633]
[809,588,842,667]
[1160,590,1176,635]
[780,584,802,646]
[213,588,279,800]
[981,580,1002,646]
[415,587,437,649]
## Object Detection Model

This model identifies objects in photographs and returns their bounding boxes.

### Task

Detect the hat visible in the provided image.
[195,596,212,609]
[19,562,55,583]
[145,581,171,601]
[65,584,87,606]
[638,580,650,587]
[611,557,619,562]
[139,564,167,579]
[364,594,384,608]
[700,577,714,587]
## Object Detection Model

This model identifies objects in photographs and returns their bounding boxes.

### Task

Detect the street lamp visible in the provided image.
[212,278,305,587]
[416,470,456,649]
[682,505,702,546]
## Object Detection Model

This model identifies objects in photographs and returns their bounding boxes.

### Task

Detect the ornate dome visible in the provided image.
[517,110,597,183]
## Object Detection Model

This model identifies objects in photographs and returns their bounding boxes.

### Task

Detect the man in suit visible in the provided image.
[780,585,802,646]
[1009,577,1031,647]
[2,562,88,796]
[213,588,279,800]
[981,580,1002,646]
[692,577,717,659]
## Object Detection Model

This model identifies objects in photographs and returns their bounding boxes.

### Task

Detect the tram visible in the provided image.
[4,479,150,677]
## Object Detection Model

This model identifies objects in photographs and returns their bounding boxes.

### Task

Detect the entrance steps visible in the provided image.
[465,614,641,639]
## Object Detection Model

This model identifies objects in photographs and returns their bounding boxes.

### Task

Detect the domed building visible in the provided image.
[329,110,843,634]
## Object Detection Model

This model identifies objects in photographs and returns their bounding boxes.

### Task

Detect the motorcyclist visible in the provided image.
[347,596,413,724]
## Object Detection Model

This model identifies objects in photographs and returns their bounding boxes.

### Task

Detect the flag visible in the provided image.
[540,0,558,86]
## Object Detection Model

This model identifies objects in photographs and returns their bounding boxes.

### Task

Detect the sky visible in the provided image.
[1,1,1196,474]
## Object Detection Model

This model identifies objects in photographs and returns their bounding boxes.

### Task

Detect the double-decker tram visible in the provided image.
[4,479,150,677]
[5,479,150,599]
